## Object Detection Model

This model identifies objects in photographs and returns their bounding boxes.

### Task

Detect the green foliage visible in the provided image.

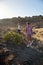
[3,32,23,46]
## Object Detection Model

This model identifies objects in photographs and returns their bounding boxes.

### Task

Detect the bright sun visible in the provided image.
[0,3,16,19]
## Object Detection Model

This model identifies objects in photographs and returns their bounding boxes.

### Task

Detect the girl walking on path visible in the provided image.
[26,22,33,47]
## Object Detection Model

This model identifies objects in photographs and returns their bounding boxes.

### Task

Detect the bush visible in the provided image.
[3,32,23,46]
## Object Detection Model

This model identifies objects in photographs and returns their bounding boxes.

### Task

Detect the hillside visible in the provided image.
[0,15,43,28]
[0,15,43,65]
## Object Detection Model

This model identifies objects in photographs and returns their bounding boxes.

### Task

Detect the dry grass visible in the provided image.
[32,28,43,42]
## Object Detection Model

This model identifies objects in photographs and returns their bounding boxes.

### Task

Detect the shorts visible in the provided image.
[18,30,21,34]
[26,33,31,37]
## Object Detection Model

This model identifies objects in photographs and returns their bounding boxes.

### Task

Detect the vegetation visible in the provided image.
[3,32,23,46]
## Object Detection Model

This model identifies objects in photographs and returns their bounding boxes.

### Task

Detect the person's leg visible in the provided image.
[29,35,32,41]
[29,34,34,46]
[27,35,31,42]
[26,34,32,47]
[26,34,30,44]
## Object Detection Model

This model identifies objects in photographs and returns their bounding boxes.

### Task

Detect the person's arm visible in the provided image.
[26,27,27,32]
[31,26,33,32]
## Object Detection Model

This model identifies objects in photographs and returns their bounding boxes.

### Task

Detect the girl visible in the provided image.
[26,22,33,47]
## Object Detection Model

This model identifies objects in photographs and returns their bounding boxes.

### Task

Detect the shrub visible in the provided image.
[3,32,23,46]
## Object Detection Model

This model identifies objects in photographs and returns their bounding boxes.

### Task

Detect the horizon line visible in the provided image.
[0,15,43,19]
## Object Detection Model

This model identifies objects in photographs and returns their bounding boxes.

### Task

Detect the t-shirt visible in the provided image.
[18,25,21,30]
[26,25,32,35]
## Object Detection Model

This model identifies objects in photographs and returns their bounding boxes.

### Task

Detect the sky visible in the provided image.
[0,0,43,19]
